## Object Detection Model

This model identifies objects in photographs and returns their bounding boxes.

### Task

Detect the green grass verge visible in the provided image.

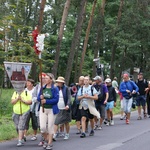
[0,89,132,142]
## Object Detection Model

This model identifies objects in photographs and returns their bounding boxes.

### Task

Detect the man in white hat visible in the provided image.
[105,78,116,126]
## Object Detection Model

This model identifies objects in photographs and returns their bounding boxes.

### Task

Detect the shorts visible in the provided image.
[123,97,133,113]
[96,105,105,119]
[120,100,123,111]
[76,107,81,121]
[105,101,114,110]
[80,108,94,119]
[12,110,30,131]
[136,95,146,106]
[25,112,38,130]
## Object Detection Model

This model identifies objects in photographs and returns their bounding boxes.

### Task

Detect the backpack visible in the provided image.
[16,91,28,96]
[95,84,105,102]
[71,98,78,120]
[135,79,146,84]
[81,85,94,96]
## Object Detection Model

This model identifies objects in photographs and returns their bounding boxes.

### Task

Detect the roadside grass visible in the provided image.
[0,89,132,142]
[0,88,33,142]
[0,88,16,141]
[0,117,17,141]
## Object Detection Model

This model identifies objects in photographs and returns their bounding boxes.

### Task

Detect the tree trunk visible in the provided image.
[37,0,46,33]
[31,0,46,83]
[52,0,71,77]
[65,0,87,85]
[78,0,97,77]
[92,0,106,78]
[110,0,124,79]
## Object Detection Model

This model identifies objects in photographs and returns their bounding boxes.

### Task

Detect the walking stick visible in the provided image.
[39,59,44,113]
[32,0,46,112]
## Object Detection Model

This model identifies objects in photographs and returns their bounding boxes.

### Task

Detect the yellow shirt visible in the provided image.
[11,91,32,114]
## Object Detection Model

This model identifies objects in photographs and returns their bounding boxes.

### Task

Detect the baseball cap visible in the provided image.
[93,76,101,80]
[138,72,143,75]
[123,73,129,78]
[105,78,111,83]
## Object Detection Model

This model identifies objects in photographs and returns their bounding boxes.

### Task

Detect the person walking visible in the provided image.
[93,76,109,130]
[105,78,117,126]
[37,73,59,150]
[72,76,85,134]
[24,79,37,141]
[32,72,46,146]
[77,75,99,138]
[11,89,32,146]
[118,90,125,120]
[53,76,71,141]
[135,72,148,120]
[146,81,150,118]
[119,73,139,124]
[112,77,119,93]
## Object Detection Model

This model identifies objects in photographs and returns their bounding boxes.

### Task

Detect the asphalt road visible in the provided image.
[0,111,150,150]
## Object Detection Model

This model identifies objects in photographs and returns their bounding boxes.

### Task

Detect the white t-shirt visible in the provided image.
[77,85,97,109]
[58,90,65,110]
[25,87,35,111]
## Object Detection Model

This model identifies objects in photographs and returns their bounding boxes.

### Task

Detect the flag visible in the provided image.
[32,28,46,58]
[4,61,32,94]
[32,28,40,55]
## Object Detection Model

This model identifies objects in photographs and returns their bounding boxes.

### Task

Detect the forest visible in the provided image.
[0,0,150,86]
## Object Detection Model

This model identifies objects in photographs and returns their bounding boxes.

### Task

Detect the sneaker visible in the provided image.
[106,121,110,126]
[31,135,37,141]
[137,116,142,120]
[46,145,53,150]
[89,130,94,136]
[80,132,86,138]
[17,140,24,147]
[38,141,44,146]
[103,119,108,124]
[23,136,26,142]
[58,132,65,137]
[120,116,124,120]
[43,141,47,149]
[76,129,81,134]
[110,120,114,126]
[126,119,129,124]
[53,134,57,141]
[64,134,69,140]
[144,113,147,118]
[97,126,102,130]
[94,125,98,130]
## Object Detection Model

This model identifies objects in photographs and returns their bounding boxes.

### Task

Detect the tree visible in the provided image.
[109,0,124,79]
[78,0,97,77]
[52,0,71,77]
[65,0,87,85]
[92,0,106,78]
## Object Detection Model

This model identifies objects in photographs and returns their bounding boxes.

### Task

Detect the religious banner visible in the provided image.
[4,61,32,94]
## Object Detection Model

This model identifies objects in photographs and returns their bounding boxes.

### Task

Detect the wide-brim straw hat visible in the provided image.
[55,76,65,83]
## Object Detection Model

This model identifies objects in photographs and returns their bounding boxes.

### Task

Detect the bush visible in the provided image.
[0,88,14,117]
